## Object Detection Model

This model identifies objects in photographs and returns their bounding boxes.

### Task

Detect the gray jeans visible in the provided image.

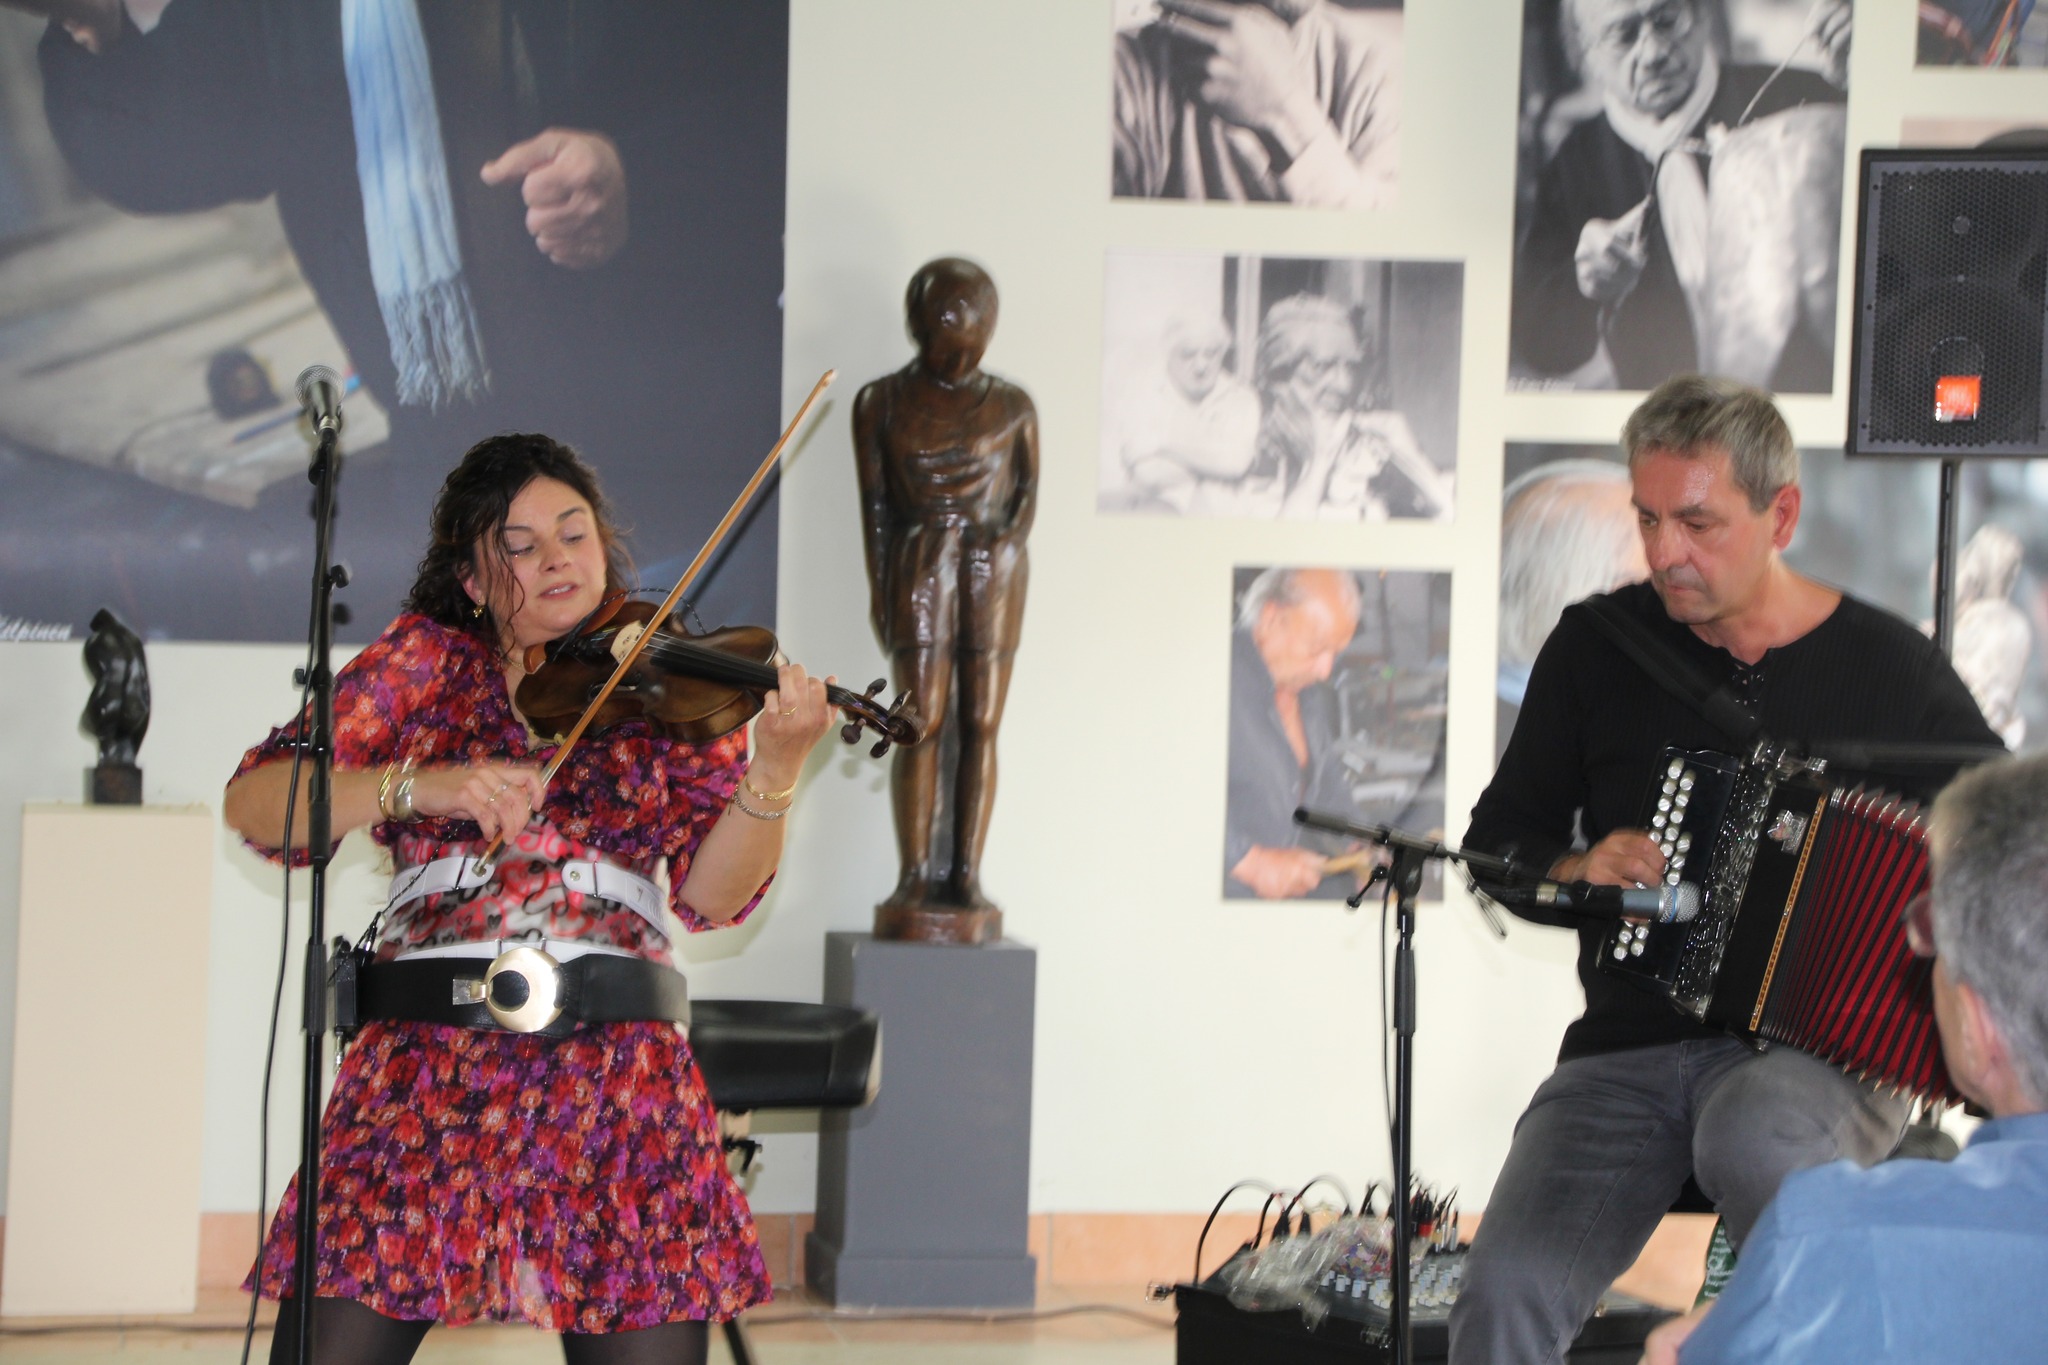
[1446,1039,1908,1365]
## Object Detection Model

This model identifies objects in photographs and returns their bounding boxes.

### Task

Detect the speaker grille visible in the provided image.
[1851,153,2048,457]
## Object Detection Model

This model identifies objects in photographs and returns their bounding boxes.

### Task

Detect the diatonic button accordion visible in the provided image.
[1601,746,1952,1099]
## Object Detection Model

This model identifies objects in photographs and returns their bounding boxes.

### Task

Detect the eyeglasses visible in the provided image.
[1900,890,1938,960]
[1591,1,1696,58]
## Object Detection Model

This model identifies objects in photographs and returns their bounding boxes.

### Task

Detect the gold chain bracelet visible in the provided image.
[743,773,798,803]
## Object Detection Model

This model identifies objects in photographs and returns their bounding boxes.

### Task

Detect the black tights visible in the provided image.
[269,1298,710,1365]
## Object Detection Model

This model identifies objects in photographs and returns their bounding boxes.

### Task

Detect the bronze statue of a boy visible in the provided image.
[854,258,1037,944]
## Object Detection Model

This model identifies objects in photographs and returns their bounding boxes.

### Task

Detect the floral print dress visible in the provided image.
[234,614,771,1330]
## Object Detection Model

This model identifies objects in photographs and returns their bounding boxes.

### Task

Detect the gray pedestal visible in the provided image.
[806,932,1037,1307]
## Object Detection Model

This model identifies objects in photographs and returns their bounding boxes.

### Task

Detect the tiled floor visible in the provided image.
[0,1288,1176,1365]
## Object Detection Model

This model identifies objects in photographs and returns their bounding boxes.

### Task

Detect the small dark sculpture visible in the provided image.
[855,258,1038,945]
[81,607,149,804]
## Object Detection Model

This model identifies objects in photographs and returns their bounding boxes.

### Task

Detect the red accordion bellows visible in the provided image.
[1754,789,1954,1100]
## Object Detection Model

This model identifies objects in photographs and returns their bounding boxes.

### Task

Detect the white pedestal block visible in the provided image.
[4,804,214,1316]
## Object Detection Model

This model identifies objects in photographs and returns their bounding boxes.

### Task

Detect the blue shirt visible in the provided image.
[1681,1111,2048,1363]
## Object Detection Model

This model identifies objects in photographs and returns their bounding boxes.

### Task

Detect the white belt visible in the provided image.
[392,937,639,964]
[384,855,669,938]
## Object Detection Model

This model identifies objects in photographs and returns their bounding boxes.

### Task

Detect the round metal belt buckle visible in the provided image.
[485,945,564,1032]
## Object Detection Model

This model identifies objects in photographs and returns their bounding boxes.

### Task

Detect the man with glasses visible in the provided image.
[1646,752,2048,1362]
[1511,0,1851,390]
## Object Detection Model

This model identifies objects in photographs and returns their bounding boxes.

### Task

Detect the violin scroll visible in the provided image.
[838,677,922,759]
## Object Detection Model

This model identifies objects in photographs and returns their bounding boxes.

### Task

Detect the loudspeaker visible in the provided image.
[1847,148,2048,457]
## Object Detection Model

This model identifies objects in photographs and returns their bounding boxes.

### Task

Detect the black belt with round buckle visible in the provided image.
[354,945,691,1038]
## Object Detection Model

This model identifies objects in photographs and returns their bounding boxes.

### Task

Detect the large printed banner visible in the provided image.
[0,3,788,643]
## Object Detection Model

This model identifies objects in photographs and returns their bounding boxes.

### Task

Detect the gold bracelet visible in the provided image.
[729,787,786,821]
[376,761,399,820]
[383,757,418,822]
[743,772,797,804]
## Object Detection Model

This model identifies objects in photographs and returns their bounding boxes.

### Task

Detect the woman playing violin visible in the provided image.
[222,432,833,1365]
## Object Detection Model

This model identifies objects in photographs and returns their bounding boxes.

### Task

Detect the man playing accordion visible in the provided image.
[1451,375,2003,1365]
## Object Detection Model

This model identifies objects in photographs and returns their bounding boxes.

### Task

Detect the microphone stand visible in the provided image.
[1291,812,1518,1365]
[293,416,346,1365]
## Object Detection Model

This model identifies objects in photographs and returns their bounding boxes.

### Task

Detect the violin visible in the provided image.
[517,594,923,757]
[474,369,867,871]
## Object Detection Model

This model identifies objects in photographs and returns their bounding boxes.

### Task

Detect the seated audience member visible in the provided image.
[1646,750,2048,1364]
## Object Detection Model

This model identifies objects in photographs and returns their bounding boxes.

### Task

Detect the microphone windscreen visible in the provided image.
[1668,881,1702,923]
[296,364,341,406]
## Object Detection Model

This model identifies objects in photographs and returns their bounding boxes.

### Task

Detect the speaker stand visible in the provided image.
[1932,456,1962,657]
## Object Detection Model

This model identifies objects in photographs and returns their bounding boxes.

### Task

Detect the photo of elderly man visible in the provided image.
[1509,0,1851,392]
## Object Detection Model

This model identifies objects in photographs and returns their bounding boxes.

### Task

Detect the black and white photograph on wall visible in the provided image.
[0,4,788,643]
[1499,443,2048,758]
[1224,564,1449,901]
[1508,0,1852,394]
[1099,250,1459,522]
[1494,449,1648,760]
[1109,0,1402,209]
[1916,0,2048,66]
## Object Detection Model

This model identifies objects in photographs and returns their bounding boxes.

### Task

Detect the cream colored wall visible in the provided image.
[0,0,2042,1226]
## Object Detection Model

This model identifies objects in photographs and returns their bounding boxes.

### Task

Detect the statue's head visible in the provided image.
[906,258,999,381]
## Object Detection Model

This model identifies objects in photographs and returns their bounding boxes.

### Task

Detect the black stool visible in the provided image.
[689,1000,882,1365]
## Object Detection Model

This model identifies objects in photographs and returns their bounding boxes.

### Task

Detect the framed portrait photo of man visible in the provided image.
[1507,0,1852,394]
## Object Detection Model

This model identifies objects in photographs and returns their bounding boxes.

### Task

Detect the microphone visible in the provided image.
[296,365,345,435]
[1485,878,1701,924]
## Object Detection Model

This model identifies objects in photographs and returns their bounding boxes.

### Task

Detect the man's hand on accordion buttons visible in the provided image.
[1551,829,1665,891]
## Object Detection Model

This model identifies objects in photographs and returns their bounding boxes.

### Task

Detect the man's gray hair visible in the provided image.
[1500,460,1642,669]
[1236,565,1363,633]
[1621,374,1798,511]
[1928,752,2048,1108]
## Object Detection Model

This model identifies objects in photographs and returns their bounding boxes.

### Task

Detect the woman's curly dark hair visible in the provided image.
[404,432,633,647]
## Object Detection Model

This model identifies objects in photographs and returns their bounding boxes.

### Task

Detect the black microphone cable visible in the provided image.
[240,634,321,1365]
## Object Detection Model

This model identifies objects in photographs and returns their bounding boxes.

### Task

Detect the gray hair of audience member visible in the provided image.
[1928,752,2048,1107]
[1499,460,1642,669]
[1621,374,1798,512]
[1235,565,1364,634]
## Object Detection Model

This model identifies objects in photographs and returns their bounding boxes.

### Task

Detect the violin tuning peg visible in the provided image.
[866,678,886,699]
[870,738,891,760]
[840,720,862,746]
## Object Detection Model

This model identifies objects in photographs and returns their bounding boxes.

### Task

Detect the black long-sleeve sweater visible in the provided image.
[1468,581,2001,1061]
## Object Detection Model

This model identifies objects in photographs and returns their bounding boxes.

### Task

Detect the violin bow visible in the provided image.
[474,369,837,871]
